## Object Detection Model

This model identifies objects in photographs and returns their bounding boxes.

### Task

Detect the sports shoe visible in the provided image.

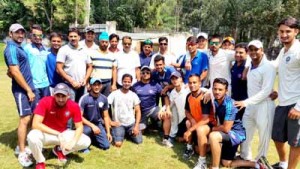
[18,152,33,167]
[15,146,32,155]
[258,156,273,169]
[35,162,45,169]
[162,139,174,148]
[193,159,207,169]
[183,147,194,159]
[52,145,67,163]
[272,162,285,169]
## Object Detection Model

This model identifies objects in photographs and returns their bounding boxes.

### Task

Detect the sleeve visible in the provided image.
[86,52,92,64]
[245,55,251,67]
[72,103,83,123]
[224,100,237,121]
[270,49,284,69]
[156,83,163,94]
[184,93,191,112]
[201,100,212,115]
[201,53,209,71]
[107,91,115,105]
[78,95,86,112]
[4,45,19,65]
[111,54,117,67]
[226,50,236,62]
[135,53,141,68]
[56,46,66,63]
[244,63,276,106]
[133,92,141,106]
[149,53,157,69]
[103,97,109,111]
[33,98,47,116]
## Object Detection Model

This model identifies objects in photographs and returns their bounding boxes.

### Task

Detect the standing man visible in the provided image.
[139,39,154,67]
[27,83,91,169]
[235,40,276,162]
[132,66,172,147]
[79,25,99,55]
[79,78,112,150]
[149,37,176,69]
[90,31,117,96]
[108,33,120,54]
[24,24,50,99]
[197,32,209,52]
[115,36,141,88]
[4,23,37,167]
[271,17,300,169]
[46,32,63,92]
[56,28,93,102]
[222,36,235,50]
[108,74,143,147]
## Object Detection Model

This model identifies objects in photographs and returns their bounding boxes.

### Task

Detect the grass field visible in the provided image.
[0,42,281,169]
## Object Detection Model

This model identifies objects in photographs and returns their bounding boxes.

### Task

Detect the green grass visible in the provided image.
[0,42,281,169]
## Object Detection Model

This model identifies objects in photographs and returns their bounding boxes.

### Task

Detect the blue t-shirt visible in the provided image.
[151,66,176,88]
[231,61,248,101]
[139,52,154,67]
[24,43,50,88]
[182,51,208,83]
[4,40,35,92]
[79,93,109,125]
[214,95,246,146]
[132,81,162,113]
[46,49,63,87]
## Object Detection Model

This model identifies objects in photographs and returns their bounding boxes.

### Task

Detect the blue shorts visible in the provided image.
[220,131,239,160]
[13,91,38,117]
[112,124,143,144]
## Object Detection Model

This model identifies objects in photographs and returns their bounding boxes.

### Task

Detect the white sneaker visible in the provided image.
[162,139,174,148]
[193,160,207,169]
[18,152,33,167]
[15,146,32,155]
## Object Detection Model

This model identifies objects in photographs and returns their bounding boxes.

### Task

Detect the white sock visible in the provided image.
[187,144,192,150]
[199,156,206,163]
[279,161,288,169]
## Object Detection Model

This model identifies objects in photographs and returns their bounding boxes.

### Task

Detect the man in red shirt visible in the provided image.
[27,83,91,169]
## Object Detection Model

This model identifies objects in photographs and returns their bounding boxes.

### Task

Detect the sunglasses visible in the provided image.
[142,71,151,75]
[32,33,43,38]
[159,43,168,46]
[209,41,220,46]
[123,43,132,46]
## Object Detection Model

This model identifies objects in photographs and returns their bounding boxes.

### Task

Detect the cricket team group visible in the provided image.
[3,16,300,169]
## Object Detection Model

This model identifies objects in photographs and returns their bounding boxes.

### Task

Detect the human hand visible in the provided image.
[288,108,300,120]
[27,90,35,102]
[269,91,278,101]
[92,125,101,135]
[183,130,191,142]
[111,84,117,92]
[107,133,113,142]
[234,101,246,111]
[185,61,191,70]
[132,125,139,136]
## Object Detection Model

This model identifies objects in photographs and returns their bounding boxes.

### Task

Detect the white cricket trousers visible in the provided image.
[27,129,91,163]
[240,100,275,160]
[170,105,185,138]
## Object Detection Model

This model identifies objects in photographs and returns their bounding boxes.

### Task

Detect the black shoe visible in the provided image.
[258,156,273,169]
[271,162,284,169]
[183,148,194,159]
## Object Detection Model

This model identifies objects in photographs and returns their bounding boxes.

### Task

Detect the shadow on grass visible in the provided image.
[0,128,18,150]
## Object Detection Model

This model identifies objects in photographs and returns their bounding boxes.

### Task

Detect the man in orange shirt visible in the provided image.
[183,74,216,164]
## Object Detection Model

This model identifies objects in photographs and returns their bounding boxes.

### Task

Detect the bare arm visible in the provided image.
[103,110,112,142]
[132,104,141,136]
[187,115,209,132]
[135,67,141,81]
[212,120,234,133]
[84,63,93,85]
[200,70,208,81]
[111,66,117,91]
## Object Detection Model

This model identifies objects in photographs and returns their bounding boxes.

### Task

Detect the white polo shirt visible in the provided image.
[149,51,176,69]
[273,40,300,110]
[169,85,190,123]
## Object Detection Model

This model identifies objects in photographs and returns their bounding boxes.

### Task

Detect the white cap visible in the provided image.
[9,23,25,32]
[248,40,263,49]
[197,32,208,39]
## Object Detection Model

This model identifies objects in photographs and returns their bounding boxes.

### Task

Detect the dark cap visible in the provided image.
[53,83,69,96]
[141,66,151,71]
[170,71,181,78]
[85,26,95,33]
[90,78,102,85]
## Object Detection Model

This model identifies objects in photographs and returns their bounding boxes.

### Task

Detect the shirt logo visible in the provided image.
[98,102,104,108]
[286,56,291,63]
[50,111,56,114]
[149,90,154,94]
[65,111,70,117]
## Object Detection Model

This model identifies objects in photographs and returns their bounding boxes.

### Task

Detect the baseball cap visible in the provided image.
[53,83,69,96]
[99,32,109,41]
[170,71,182,78]
[248,40,263,49]
[223,36,235,45]
[143,39,153,46]
[85,26,95,33]
[9,23,25,33]
[141,66,151,71]
[90,78,102,85]
[197,32,208,40]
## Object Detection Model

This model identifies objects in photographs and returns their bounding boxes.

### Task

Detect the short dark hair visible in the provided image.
[235,42,248,52]
[209,34,222,42]
[213,78,228,89]
[158,37,168,43]
[68,27,80,36]
[186,36,198,43]
[122,36,132,42]
[188,74,200,81]
[277,17,299,29]
[122,73,133,82]
[154,54,165,63]
[49,32,62,41]
[109,33,119,41]
[31,24,42,32]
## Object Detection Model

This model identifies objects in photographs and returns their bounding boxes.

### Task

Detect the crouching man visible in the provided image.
[27,83,91,169]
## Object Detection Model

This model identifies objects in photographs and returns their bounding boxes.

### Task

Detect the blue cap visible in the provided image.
[99,32,109,41]
[90,78,102,85]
